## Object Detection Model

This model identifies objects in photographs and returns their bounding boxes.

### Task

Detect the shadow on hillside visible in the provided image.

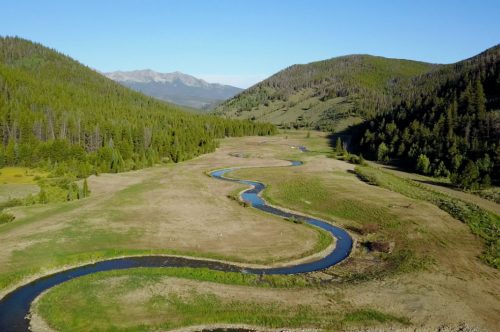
[327,133,353,152]
[414,179,457,190]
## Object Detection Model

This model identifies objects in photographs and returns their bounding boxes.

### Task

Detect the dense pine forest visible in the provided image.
[351,45,500,188]
[0,37,276,178]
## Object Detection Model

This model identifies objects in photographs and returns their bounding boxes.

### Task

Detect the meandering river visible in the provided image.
[0,156,352,331]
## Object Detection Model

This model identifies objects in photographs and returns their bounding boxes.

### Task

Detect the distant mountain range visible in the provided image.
[105,70,242,109]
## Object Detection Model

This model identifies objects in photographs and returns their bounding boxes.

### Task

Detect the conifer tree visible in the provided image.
[82,179,90,198]
[335,137,344,153]
[39,188,48,204]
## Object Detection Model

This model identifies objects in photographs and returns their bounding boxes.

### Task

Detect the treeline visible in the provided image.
[352,45,500,188]
[0,37,276,178]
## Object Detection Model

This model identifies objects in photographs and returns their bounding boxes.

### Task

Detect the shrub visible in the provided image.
[416,154,431,174]
[365,241,392,253]
[0,198,23,210]
[433,160,450,177]
[0,212,15,225]
[451,159,480,190]
[360,223,380,235]
[377,143,389,163]
[347,154,360,164]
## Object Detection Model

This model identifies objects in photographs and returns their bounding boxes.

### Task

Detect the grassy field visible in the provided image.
[33,268,409,332]
[0,184,39,202]
[1,131,498,331]
[374,162,500,215]
[0,167,46,203]
[0,134,332,297]
[355,165,500,268]
[475,187,500,204]
[0,167,46,184]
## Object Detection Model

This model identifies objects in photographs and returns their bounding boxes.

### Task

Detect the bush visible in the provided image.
[0,212,15,225]
[360,223,380,235]
[347,154,360,164]
[433,160,450,177]
[366,241,393,253]
[451,159,480,190]
[335,137,344,153]
[416,154,431,174]
[377,143,389,163]
[0,198,23,210]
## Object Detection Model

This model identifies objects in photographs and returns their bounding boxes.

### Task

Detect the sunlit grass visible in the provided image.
[355,165,500,268]
[0,167,47,184]
[35,268,410,331]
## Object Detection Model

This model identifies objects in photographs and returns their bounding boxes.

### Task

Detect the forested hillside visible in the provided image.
[215,55,434,131]
[0,37,276,178]
[215,44,499,188]
[352,45,500,188]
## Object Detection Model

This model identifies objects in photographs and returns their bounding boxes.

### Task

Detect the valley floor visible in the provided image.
[1,131,498,331]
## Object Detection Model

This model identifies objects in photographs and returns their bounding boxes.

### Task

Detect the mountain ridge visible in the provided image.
[215,54,436,130]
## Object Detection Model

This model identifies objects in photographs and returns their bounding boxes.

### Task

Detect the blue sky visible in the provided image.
[1,1,499,87]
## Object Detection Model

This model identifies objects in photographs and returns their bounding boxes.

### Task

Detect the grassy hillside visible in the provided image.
[0,37,275,176]
[351,45,500,188]
[215,55,434,131]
